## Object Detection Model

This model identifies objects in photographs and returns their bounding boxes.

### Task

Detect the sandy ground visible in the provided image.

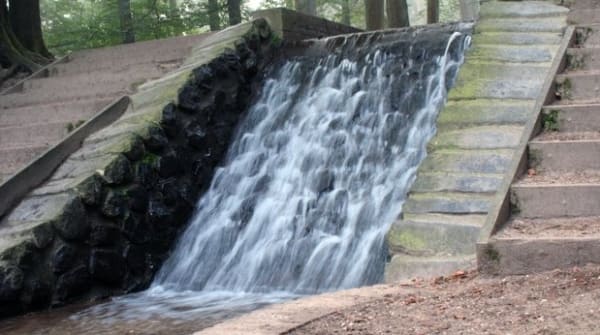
[287,265,600,335]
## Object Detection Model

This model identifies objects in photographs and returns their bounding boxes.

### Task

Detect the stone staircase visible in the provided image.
[479,0,600,275]
[0,34,209,183]
[385,0,569,281]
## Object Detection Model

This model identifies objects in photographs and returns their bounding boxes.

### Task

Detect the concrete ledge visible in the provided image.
[0,96,130,219]
[252,8,361,41]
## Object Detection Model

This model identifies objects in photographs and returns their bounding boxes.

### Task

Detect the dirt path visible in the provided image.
[199,265,600,335]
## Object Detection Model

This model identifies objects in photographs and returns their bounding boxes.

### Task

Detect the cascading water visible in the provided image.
[1,25,471,335]
[153,27,471,295]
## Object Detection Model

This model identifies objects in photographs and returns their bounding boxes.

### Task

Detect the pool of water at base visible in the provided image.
[0,290,296,335]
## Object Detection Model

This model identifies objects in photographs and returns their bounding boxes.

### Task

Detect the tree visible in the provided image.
[341,0,351,25]
[208,0,220,31]
[118,0,136,43]
[295,0,316,15]
[0,0,52,78]
[364,0,384,30]
[427,0,439,23]
[386,0,409,27]
[227,0,242,25]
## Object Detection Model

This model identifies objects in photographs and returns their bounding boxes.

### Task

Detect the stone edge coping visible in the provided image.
[475,26,576,262]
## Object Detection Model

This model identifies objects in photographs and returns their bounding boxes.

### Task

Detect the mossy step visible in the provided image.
[574,25,600,48]
[387,219,480,257]
[480,1,569,18]
[402,213,487,227]
[476,16,566,33]
[466,44,557,63]
[438,99,533,127]
[449,78,544,100]
[555,72,600,102]
[458,62,549,82]
[540,104,600,132]
[385,254,475,282]
[566,48,600,71]
[511,183,600,218]
[529,138,600,171]
[429,125,524,150]
[411,171,503,193]
[420,148,514,174]
[404,192,494,214]
[472,32,563,46]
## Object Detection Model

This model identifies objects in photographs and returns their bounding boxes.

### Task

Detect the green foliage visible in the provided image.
[41,0,232,54]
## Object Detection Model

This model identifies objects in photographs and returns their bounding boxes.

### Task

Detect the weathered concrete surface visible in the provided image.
[0,20,277,317]
[480,0,600,275]
[386,0,568,282]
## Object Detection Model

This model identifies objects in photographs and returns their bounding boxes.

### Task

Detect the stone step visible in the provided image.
[0,122,71,148]
[511,183,600,218]
[438,99,533,127]
[476,16,566,34]
[529,137,600,171]
[566,48,600,72]
[420,148,513,174]
[472,32,563,46]
[541,104,600,132]
[48,59,176,80]
[482,216,600,275]
[24,63,167,91]
[575,25,600,48]
[555,72,600,102]
[0,89,123,109]
[385,254,475,282]
[467,44,557,64]
[430,125,524,150]
[568,8,600,25]
[404,192,494,215]
[387,218,481,257]
[449,78,544,100]
[459,62,549,82]
[411,171,504,193]
[0,145,48,174]
[402,213,487,227]
[480,1,569,18]
[569,0,600,10]
[0,98,111,128]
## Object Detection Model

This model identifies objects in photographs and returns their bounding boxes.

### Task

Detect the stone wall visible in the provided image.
[252,8,362,41]
[0,20,278,317]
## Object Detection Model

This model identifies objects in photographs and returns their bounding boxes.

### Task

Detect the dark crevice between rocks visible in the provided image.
[0,20,280,318]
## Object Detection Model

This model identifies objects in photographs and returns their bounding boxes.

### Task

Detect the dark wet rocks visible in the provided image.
[0,20,277,318]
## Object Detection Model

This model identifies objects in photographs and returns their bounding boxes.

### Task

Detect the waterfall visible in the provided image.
[64,27,471,333]
[154,28,471,294]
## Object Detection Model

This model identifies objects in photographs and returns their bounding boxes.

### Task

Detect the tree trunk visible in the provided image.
[341,0,351,26]
[294,0,316,16]
[427,0,439,24]
[365,0,384,30]
[208,0,220,31]
[0,0,45,72]
[168,0,178,17]
[118,0,135,44]
[387,0,409,28]
[227,0,242,26]
[9,0,52,58]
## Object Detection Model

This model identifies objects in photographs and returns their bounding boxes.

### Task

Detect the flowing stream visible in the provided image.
[0,26,470,334]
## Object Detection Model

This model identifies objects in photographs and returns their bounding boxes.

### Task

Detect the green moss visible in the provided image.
[484,246,500,263]
[542,109,560,132]
[388,228,427,251]
[555,77,572,100]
